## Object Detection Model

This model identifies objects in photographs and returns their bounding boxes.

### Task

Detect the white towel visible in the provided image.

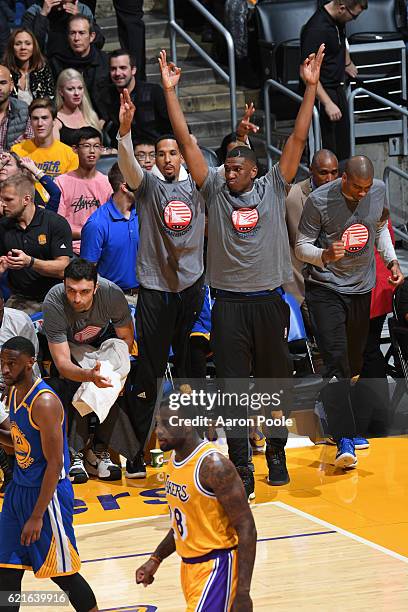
[71,338,130,423]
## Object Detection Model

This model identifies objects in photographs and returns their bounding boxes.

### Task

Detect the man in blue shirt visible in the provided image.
[80,162,139,303]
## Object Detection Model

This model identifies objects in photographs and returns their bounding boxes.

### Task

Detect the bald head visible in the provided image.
[310,149,338,188]
[0,65,13,106]
[345,156,374,181]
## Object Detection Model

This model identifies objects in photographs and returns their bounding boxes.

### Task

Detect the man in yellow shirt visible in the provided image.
[12,98,78,203]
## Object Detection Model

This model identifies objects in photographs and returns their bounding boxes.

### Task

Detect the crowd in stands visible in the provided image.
[0,0,407,504]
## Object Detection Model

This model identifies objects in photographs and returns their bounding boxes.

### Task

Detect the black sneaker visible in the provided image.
[68,452,89,484]
[236,466,255,501]
[125,452,147,479]
[266,447,290,486]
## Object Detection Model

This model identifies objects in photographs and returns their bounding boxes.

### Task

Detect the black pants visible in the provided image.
[212,291,292,468]
[129,277,205,452]
[113,0,146,80]
[306,283,371,439]
[319,85,350,162]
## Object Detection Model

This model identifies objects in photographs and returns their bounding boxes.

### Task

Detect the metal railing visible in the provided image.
[168,0,237,131]
[263,79,322,171]
[349,87,408,156]
[383,165,408,241]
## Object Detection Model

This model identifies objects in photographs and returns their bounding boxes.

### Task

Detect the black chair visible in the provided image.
[96,154,117,176]
[347,0,402,43]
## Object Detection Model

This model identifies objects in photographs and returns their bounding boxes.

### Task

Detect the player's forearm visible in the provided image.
[375,223,397,266]
[54,359,94,384]
[235,520,257,593]
[163,87,191,148]
[153,529,176,561]
[295,232,325,267]
[292,82,318,144]
[117,131,143,190]
[31,460,63,519]
[316,82,332,107]
[0,430,12,446]
[32,258,68,279]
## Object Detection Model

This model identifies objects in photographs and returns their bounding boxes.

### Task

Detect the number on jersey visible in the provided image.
[172,507,188,541]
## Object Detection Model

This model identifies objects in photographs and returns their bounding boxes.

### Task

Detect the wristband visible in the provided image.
[28,256,35,268]
[345,61,352,67]
[150,555,162,565]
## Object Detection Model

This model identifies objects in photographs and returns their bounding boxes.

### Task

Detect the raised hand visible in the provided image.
[119,89,136,137]
[135,559,159,587]
[18,156,41,176]
[236,103,259,139]
[63,0,79,15]
[301,43,325,86]
[40,0,61,16]
[158,49,181,90]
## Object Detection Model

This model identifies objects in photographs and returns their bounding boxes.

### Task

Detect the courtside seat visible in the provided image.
[347,0,401,43]
[96,154,117,175]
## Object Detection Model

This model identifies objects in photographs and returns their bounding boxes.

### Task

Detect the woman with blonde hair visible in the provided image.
[2,28,54,104]
[54,68,103,147]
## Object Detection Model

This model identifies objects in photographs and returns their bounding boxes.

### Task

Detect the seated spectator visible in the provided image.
[80,162,139,302]
[22,0,104,59]
[42,258,135,483]
[0,173,73,314]
[0,289,40,390]
[56,127,112,254]
[49,14,109,113]
[283,149,339,305]
[0,64,32,150]
[134,139,156,172]
[12,97,78,204]
[54,68,102,146]
[97,49,172,145]
[2,28,55,104]
[0,150,61,211]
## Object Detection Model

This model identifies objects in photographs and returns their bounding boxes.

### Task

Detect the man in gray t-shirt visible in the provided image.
[295,156,403,468]
[42,258,135,484]
[158,45,324,503]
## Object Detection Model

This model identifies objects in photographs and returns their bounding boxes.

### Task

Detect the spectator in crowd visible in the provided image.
[23,0,104,59]
[158,45,324,499]
[301,0,367,161]
[97,49,172,145]
[42,258,135,483]
[12,97,78,204]
[283,149,339,305]
[0,150,61,211]
[295,156,403,468]
[80,162,139,302]
[54,68,102,146]
[49,15,109,113]
[112,0,145,81]
[0,290,40,390]
[2,28,55,104]
[117,89,205,479]
[134,140,156,172]
[0,173,72,314]
[56,127,112,254]
[0,64,32,150]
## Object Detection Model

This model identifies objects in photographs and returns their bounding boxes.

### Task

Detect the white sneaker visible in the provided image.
[68,452,89,484]
[85,448,122,481]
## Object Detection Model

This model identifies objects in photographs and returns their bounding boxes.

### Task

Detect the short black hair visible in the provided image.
[64,258,97,285]
[155,134,178,153]
[108,162,125,192]
[109,48,136,68]
[226,146,257,165]
[73,127,102,146]
[134,139,155,148]
[2,336,35,358]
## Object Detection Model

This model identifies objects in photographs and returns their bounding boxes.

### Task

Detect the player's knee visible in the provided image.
[52,573,97,612]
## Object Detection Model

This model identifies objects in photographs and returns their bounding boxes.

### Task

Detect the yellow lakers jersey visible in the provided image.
[166,441,238,559]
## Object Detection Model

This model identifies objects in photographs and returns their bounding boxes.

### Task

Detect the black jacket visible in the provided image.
[96,80,172,145]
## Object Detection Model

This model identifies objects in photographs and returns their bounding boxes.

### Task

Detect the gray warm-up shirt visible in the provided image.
[295,178,396,294]
[201,164,293,291]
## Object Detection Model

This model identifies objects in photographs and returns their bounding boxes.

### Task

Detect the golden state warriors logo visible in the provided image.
[231,207,259,233]
[38,233,47,245]
[342,223,369,253]
[163,200,192,231]
[10,423,34,470]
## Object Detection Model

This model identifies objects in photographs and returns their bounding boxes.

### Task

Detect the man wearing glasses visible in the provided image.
[134,140,156,172]
[55,127,112,254]
[301,0,367,160]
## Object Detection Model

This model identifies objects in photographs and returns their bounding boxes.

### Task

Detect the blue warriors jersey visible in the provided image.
[9,378,70,487]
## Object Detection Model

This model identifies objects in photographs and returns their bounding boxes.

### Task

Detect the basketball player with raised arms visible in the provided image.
[157,45,325,499]
[0,337,98,612]
[135,395,257,611]
[295,156,403,468]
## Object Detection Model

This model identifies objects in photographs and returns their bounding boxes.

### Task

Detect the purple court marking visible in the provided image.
[83,530,336,565]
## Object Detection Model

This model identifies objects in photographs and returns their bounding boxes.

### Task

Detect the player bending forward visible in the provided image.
[135,396,257,611]
[0,337,98,612]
